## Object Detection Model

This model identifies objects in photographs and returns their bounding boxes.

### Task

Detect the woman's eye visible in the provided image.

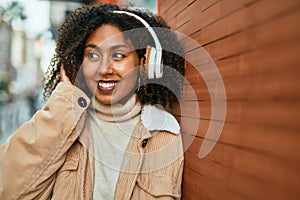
[87,52,100,61]
[112,53,125,60]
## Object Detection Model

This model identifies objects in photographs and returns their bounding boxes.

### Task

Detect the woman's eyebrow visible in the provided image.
[85,44,99,50]
[111,44,130,51]
[85,43,131,51]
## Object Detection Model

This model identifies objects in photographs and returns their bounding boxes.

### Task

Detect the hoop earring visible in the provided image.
[137,76,141,92]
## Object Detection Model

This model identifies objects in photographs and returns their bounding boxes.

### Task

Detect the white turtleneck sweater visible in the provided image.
[88,94,141,200]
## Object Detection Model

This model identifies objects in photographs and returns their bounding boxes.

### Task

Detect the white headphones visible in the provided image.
[113,10,163,79]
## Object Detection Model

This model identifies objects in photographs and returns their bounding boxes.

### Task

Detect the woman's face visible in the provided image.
[82,24,140,104]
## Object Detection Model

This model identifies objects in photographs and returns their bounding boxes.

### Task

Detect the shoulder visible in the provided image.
[140,105,183,158]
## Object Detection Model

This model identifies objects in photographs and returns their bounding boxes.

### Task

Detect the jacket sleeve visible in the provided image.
[0,82,90,199]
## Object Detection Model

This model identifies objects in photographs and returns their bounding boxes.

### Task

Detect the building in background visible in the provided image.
[0,0,51,143]
[0,23,13,103]
[0,1,26,103]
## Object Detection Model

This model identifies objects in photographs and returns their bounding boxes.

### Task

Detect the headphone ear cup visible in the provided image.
[154,48,163,78]
[147,47,157,79]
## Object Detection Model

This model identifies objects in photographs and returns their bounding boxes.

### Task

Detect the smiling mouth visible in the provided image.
[97,81,118,92]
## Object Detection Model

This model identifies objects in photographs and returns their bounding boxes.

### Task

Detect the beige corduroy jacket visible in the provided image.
[0,83,184,200]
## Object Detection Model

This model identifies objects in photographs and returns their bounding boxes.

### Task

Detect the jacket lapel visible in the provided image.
[78,118,95,200]
[115,121,151,200]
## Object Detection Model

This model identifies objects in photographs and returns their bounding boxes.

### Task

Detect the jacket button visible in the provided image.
[78,97,87,107]
[142,139,148,148]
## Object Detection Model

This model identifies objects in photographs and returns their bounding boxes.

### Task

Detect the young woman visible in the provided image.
[0,4,185,199]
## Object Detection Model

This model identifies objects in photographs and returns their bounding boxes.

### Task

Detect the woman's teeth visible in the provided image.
[98,82,116,88]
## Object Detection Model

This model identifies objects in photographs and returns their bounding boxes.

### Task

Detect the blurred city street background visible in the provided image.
[0,0,156,144]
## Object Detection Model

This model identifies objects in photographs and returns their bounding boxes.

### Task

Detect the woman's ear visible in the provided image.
[142,45,152,65]
[140,45,152,78]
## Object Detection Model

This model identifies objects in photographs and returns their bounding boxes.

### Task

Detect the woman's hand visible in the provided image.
[60,66,71,83]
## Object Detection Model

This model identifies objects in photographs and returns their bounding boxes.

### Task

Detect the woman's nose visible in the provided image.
[97,57,114,75]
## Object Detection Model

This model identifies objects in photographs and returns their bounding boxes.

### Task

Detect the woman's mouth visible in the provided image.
[97,81,118,92]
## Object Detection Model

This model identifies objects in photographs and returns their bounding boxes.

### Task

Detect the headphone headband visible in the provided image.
[112,10,162,50]
[112,10,163,79]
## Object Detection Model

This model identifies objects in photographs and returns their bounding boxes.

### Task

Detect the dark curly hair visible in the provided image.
[43,4,185,108]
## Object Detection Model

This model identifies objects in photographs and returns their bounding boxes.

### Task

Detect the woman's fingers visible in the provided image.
[60,66,71,83]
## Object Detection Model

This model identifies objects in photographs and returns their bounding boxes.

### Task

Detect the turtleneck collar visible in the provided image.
[88,94,141,122]
[88,93,180,134]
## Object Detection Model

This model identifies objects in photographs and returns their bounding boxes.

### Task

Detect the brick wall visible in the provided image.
[159,0,300,199]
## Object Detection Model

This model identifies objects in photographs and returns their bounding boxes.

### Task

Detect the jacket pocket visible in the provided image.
[58,157,79,173]
[136,175,180,198]
[51,157,79,199]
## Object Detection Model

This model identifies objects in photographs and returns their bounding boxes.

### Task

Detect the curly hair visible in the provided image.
[43,4,185,108]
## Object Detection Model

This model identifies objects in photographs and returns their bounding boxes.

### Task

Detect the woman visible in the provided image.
[0,4,185,199]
